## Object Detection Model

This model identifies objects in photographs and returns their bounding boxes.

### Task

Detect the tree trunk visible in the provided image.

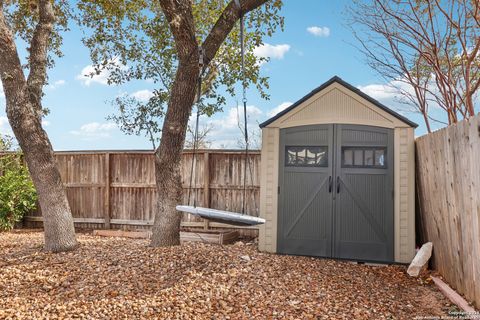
[151,59,199,247]
[0,3,77,252]
[150,0,269,247]
[8,97,77,252]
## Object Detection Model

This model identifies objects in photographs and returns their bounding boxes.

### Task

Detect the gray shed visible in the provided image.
[258,76,417,263]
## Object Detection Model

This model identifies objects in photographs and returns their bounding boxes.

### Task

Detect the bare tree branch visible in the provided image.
[349,0,479,130]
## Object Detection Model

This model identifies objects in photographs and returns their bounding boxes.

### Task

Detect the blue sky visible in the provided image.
[0,0,431,151]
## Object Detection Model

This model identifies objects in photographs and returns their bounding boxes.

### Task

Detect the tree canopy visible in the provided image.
[77,0,283,147]
[3,0,70,93]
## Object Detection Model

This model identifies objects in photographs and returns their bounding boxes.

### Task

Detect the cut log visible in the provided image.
[407,242,433,277]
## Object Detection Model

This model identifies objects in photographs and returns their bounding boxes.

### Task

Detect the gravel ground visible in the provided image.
[0,230,451,319]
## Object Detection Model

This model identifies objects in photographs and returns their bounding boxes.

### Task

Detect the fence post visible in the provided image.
[203,151,210,230]
[104,152,111,229]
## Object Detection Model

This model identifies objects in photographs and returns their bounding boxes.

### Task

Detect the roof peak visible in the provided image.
[259,76,418,128]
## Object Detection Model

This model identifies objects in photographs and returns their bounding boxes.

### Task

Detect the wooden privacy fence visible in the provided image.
[24,149,261,236]
[416,115,480,308]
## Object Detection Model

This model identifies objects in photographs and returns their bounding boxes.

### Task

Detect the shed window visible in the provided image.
[286,146,328,167]
[342,147,387,168]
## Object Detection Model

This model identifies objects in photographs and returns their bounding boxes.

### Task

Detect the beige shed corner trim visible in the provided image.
[259,127,279,253]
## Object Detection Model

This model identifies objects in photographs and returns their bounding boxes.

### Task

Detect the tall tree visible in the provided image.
[0,1,76,251]
[78,0,283,246]
[78,0,281,149]
[349,0,480,131]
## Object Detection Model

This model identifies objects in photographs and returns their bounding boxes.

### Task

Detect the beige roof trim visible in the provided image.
[265,82,411,129]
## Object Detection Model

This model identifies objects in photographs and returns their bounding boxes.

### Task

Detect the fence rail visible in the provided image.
[416,115,480,308]
[24,149,261,236]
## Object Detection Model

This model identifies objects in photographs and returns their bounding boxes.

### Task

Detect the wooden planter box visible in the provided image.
[180,229,239,245]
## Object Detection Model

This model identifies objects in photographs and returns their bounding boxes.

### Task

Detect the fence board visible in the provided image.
[104,153,111,229]
[416,115,480,308]
[26,149,260,237]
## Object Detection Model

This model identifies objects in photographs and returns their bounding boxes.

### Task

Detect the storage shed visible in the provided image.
[258,76,417,263]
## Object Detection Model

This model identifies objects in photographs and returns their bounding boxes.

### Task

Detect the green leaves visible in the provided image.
[107,89,167,149]
[3,0,71,70]
[0,135,37,231]
[77,0,283,145]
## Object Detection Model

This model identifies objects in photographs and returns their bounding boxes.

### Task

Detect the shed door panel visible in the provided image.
[277,125,334,257]
[277,124,394,263]
[333,125,394,262]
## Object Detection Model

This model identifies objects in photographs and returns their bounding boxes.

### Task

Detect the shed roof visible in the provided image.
[259,76,418,128]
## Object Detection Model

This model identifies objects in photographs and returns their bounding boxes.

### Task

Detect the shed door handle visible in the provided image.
[336,176,340,193]
[328,176,332,193]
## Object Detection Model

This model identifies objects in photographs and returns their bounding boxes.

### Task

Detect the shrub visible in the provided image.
[0,135,37,231]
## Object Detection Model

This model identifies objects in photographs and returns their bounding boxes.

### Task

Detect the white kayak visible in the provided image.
[176,205,265,226]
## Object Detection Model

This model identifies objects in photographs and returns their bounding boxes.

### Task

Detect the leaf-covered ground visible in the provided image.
[0,230,451,319]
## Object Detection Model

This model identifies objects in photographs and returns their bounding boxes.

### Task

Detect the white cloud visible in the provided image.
[294,49,304,57]
[358,79,446,115]
[76,64,111,86]
[131,89,154,102]
[0,81,4,99]
[268,101,293,117]
[192,105,264,148]
[0,116,12,136]
[357,83,401,101]
[254,43,291,60]
[76,59,126,86]
[307,26,330,37]
[357,78,421,102]
[70,122,117,140]
[47,79,66,90]
[42,120,50,127]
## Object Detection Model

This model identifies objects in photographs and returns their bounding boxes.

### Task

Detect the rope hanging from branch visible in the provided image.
[239,9,250,215]
[177,0,266,227]
[187,48,205,209]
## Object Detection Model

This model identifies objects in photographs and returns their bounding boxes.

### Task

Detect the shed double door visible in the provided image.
[278,124,394,262]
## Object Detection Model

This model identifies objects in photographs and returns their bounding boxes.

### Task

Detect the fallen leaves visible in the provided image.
[0,231,451,319]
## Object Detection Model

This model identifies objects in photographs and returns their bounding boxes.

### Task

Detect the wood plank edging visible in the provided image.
[23,216,259,230]
[431,276,477,313]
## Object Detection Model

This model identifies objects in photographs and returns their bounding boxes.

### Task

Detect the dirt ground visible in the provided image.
[0,230,452,319]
